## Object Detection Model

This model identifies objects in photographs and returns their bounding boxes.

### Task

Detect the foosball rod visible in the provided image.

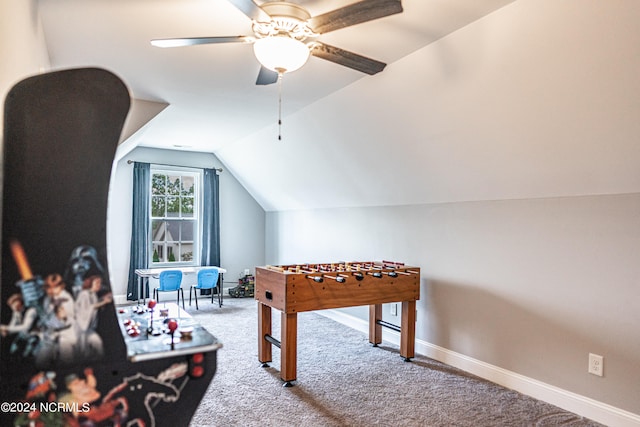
[393,270,412,276]
[380,260,405,267]
[368,266,400,277]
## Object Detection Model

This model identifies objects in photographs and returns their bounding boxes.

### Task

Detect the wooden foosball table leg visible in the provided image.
[281,311,298,386]
[400,300,416,361]
[369,304,382,346]
[258,302,272,366]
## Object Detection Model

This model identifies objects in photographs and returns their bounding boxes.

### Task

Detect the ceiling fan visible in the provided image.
[151,0,403,85]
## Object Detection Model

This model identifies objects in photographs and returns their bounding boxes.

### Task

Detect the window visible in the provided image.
[150,169,201,266]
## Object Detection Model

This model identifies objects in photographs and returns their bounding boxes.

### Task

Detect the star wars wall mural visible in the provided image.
[1,68,220,427]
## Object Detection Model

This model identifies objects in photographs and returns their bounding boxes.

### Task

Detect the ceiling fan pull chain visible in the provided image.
[278,70,284,141]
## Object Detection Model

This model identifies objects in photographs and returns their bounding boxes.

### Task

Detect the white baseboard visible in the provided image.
[113,293,129,305]
[319,309,640,427]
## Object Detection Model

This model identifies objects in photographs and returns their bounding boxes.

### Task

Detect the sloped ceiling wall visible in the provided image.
[37,0,518,156]
[216,0,640,211]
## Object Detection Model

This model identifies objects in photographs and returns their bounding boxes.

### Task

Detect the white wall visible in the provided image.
[107,146,265,301]
[220,0,640,211]
[266,193,640,422]
[0,0,50,147]
[259,2,640,422]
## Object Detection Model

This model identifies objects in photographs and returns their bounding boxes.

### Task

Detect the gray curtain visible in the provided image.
[127,162,150,300]
[201,168,220,267]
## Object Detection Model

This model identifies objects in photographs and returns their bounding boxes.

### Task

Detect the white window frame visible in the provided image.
[149,166,203,267]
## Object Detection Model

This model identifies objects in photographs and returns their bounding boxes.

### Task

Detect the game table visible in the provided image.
[255,261,420,386]
[117,302,221,362]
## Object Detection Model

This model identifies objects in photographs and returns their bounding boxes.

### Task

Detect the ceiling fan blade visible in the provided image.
[150,36,255,48]
[256,66,279,85]
[310,42,386,75]
[226,0,272,22]
[308,0,402,34]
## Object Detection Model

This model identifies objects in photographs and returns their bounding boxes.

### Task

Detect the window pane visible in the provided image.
[164,219,181,242]
[151,219,166,240]
[182,196,194,217]
[181,176,194,195]
[166,196,179,217]
[167,175,180,195]
[181,247,193,262]
[167,246,176,262]
[152,174,166,195]
[180,221,194,242]
[181,221,194,262]
[151,196,165,217]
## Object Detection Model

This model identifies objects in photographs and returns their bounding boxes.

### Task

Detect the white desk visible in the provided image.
[135,266,227,307]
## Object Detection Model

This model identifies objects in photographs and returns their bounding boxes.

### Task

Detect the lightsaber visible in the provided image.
[10,240,33,280]
[9,240,44,308]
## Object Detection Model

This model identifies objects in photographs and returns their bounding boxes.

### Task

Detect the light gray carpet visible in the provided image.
[187,297,602,427]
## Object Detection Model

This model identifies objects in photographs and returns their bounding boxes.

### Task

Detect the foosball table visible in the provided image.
[255,261,420,386]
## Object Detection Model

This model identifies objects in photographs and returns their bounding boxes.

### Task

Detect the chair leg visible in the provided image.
[180,288,185,310]
[189,287,192,306]
[195,289,199,310]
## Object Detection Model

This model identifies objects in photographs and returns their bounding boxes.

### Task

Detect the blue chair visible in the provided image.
[153,270,184,309]
[190,268,220,310]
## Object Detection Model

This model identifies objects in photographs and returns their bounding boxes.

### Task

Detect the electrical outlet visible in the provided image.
[588,353,604,377]
[244,269,250,276]
[390,303,397,316]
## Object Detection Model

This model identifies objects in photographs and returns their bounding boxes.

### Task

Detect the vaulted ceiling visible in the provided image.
[38,0,640,210]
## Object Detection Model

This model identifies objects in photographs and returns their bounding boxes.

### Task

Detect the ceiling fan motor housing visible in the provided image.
[260,2,311,22]
[253,1,316,41]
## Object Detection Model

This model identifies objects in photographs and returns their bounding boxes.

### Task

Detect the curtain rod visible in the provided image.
[127,159,223,173]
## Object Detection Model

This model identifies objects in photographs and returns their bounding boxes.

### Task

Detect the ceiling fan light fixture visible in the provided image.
[253,36,310,73]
